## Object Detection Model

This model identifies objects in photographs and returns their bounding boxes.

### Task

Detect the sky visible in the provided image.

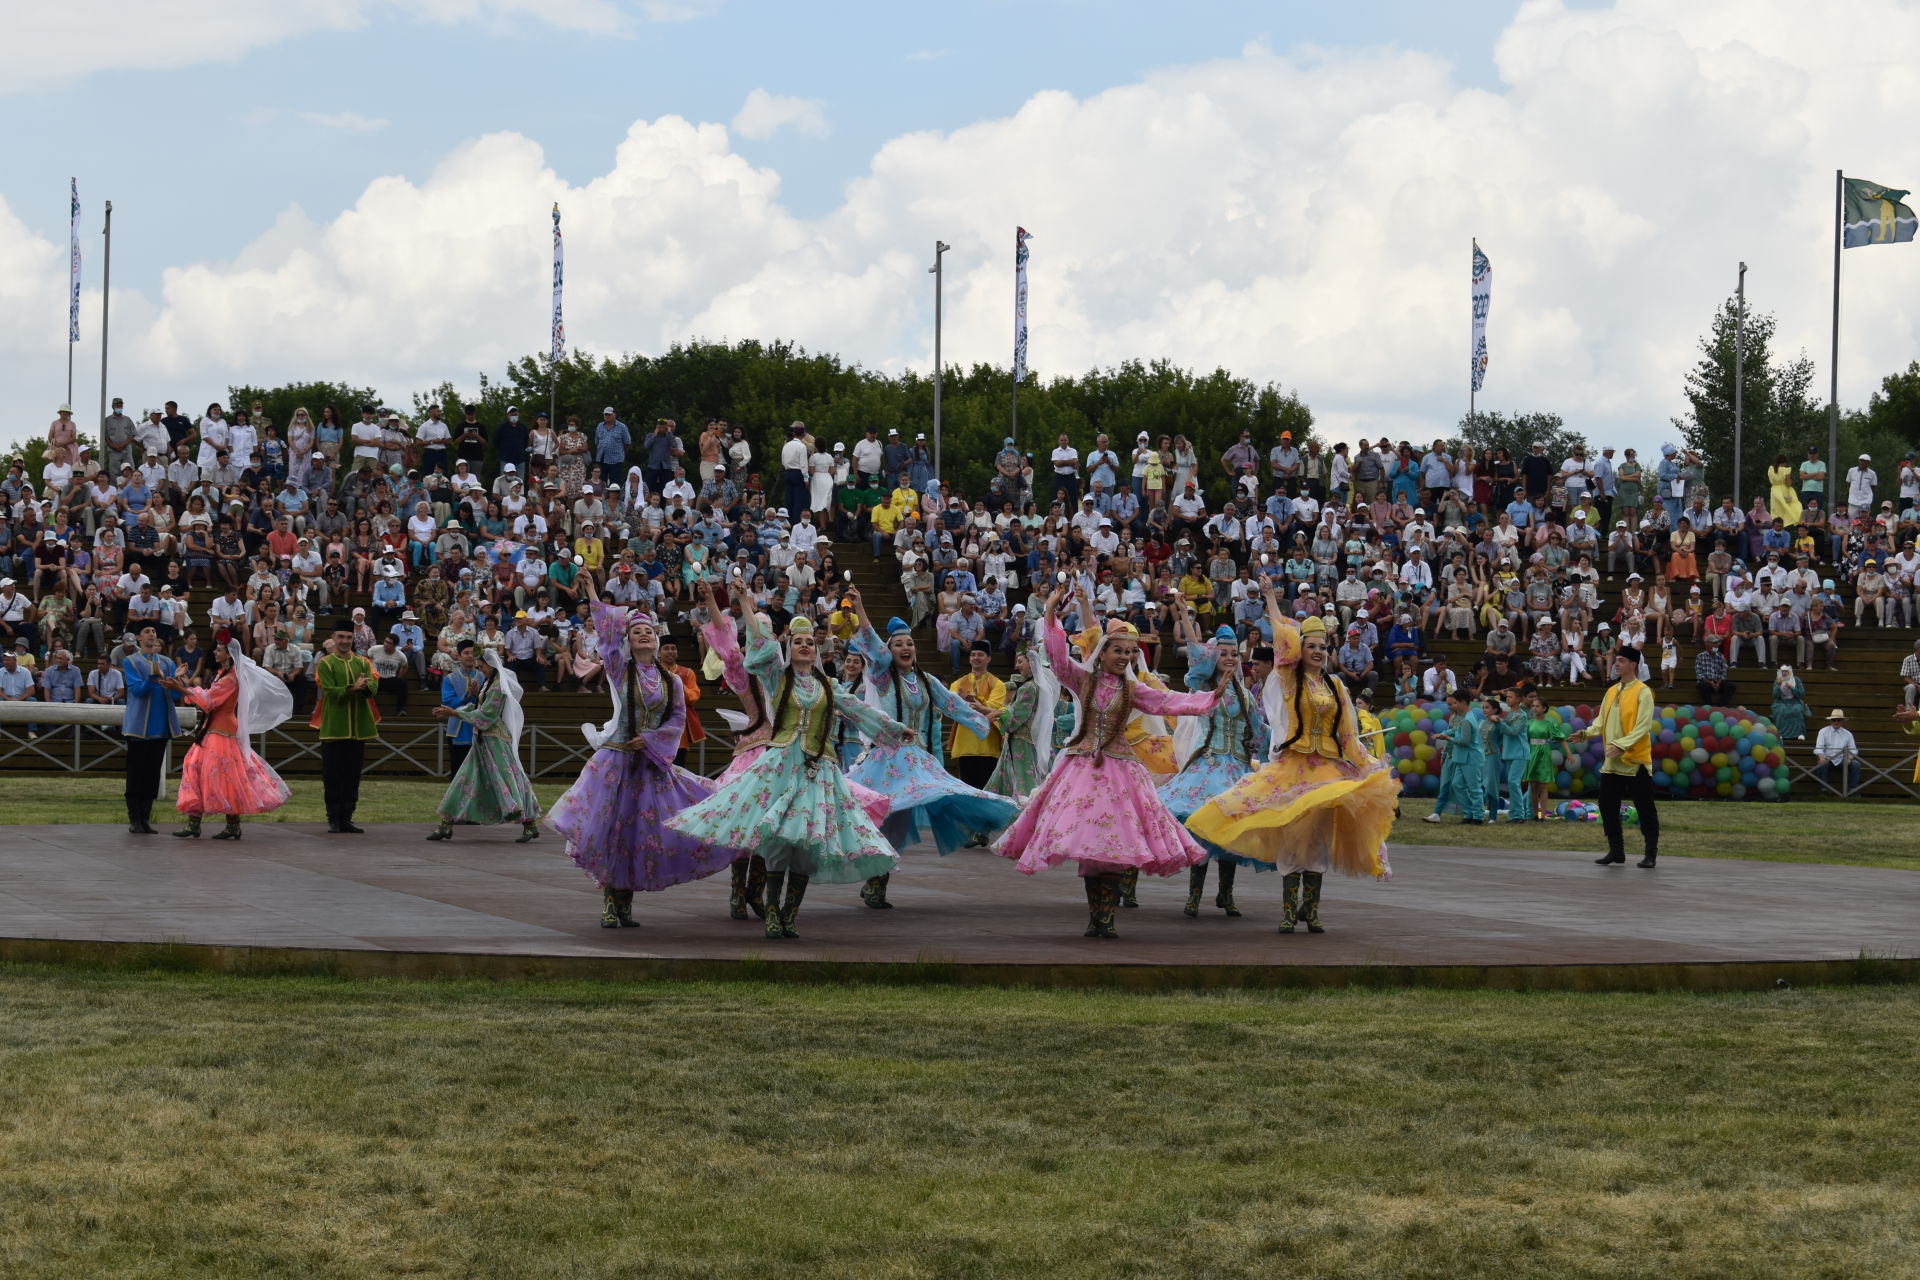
[5,0,1920,460]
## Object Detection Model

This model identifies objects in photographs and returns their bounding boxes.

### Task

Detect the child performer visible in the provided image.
[992,587,1222,939]
[1186,575,1397,934]
[669,615,911,940]
[172,640,293,839]
[427,644,541,843]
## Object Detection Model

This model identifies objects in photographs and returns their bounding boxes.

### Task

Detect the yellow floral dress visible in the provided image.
[1185,616,1398,877]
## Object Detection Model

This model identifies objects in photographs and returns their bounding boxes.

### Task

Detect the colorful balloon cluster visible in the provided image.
[1373,700,1791,800]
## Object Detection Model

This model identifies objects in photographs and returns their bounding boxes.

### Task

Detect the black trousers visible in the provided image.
[124,735,170,821]
[448,741,470,777]
[1598,765,1659,858]
[321,739,368,822]
[951,756,996,789]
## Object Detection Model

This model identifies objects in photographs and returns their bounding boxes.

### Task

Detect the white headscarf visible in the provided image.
[482,646,526,755]
[228,639,295,736]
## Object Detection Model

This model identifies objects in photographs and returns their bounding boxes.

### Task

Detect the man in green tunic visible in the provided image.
[428,645,541,842]
[312,627,380,833]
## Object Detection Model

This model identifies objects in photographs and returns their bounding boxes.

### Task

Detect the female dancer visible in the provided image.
[696,582,891,920]
[1521,693,1571,821]
[993,587,1221,939]
[1159,612,1269,919]
[669,616,910,940]
[427,644,541,843]
[547,576,735,928]
[1186,575,1396,934]
[172,641,293,839]
[845,589,1021,910]
[984,644,1058,802]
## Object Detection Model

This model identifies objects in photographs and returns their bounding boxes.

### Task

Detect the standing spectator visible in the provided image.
[780,422,810,517]
[1519,442,1553,502]
[593,407,630,477]
[454,405,488,469]
[1845,454,1878,516]
[101,398,137,476]
[1421,439,1454,509]
[642,419,683,497]
[415,404,451,474]
[504,610,549,691]
[696,419,724,486]
[1813,708,1861,795]
[852,426,884,487]
[1048,433,1081,507]
[1220,430,1258,482]
[494,407,529,476]
[1797,446,1827,514]
[1269,431,1302,496]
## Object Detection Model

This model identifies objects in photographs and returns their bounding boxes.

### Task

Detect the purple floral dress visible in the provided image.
[547,602,736,891]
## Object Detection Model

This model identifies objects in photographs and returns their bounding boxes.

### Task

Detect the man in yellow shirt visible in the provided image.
[869,494,903,557]
[948,641,1006,790]
[1576,645,1660,868]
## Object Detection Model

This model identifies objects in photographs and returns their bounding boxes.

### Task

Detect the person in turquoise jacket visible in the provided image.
[1486,692,1533,822]
[1425,690,1486,824]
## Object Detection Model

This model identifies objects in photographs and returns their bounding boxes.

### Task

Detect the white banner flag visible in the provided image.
[1013,226,1031,383]
[68,178,81,344]
[1471,239,1490,394]
[551,203,565,364]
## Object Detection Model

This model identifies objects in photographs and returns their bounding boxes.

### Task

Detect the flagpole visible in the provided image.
[98,201,113,445]
[1734,260,1745,508]
[930,239,948,479]
[1469,236,1475,420]
[1829,169,1841,473]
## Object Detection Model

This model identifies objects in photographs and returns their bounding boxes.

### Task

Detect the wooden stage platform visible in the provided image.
[1,825,1915,990]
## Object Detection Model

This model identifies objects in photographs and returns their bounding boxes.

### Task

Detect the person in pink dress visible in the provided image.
[172,641,293,839]
[695,581,891,921]
[992,585,1222,939]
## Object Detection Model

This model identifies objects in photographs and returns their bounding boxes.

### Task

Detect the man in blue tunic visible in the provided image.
[122,625,182,834]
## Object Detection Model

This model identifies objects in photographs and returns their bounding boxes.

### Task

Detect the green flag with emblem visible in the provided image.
[1842,177,1916,247]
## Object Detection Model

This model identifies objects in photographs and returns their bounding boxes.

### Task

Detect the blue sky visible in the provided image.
[3,0,1915,460]
[13,1,1517,295]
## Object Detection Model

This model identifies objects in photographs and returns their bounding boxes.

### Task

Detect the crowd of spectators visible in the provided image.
[3,396,1918,781]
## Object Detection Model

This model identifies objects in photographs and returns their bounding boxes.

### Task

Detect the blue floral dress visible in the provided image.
[1156,644,1271,870]
[849,625,1022,854]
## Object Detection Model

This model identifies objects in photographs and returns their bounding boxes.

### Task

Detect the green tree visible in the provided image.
[1454,411,1587,465]
[1672,297,1823,502]
[1856,360,1920,461]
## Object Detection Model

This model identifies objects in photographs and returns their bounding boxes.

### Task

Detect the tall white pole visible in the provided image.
[99,201,113,444]
[1733,261,1745,507]
[930,240,948,479]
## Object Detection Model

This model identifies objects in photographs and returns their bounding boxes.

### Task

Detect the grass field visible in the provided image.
[0,965,1916,1279]
[3,775,1915,872]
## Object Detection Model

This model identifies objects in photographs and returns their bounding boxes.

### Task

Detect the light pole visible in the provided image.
[1734,261,1746,507]
[99,200,113,444]
[930,240,949,480]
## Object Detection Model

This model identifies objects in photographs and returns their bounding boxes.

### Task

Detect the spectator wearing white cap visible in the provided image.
[1846,454,1877,516]
[1813,709,1861,795]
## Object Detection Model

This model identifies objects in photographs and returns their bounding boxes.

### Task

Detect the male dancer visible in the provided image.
[1578,645,1660,867]
[948,640,1005,790]
[121,625,180,834]
[439,641,486,776]
[313,626,380,833]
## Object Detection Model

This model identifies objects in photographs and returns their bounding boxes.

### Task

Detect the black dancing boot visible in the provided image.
[173,814,202,839]
[132,802,158,835]
[1299,872,1325,934]
[1278,872,1301,934]
[599,888,620,929]
[210,817,242,841]
[1084,876,1103,937]
[1215,861,1241,917]
[745,855,768,920]
[425,820,453,841]
[1092,875,1121,939]
[1184,863,1207,918]
[728,860,750,920]
[778,874,808,939]
[860,873,893,910]
[613,889,639,928]
[1119,867,1140,909]
[1637,850,1658,869]
[765,872,788,939]
[1594,850,1627,865]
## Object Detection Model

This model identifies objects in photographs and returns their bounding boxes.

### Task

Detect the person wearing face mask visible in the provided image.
[991,584,1223,939]
[493,407,528,477]
[1186,574,1396,934]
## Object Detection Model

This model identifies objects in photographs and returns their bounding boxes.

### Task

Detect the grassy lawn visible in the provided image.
[3,776,1916,872]
[0,966,1916,1279]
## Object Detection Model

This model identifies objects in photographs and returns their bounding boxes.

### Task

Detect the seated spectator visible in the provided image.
[1812,708,1861,796]
[1694,640,1734,707]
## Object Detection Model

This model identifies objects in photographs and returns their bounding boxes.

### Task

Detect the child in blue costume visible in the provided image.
[845,589,1021,909]
[1426,690,1487,823]
[1159,618,1270,919]
[1487,691,1532,821]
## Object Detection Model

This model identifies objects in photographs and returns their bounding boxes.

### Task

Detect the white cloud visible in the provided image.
[0,0,665,92]
[730,89,831,141]
[7,0,1920,460]
[301,110,391,133]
